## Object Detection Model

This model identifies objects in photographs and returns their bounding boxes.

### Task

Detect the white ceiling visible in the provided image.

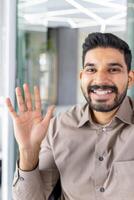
[18,0,128,32]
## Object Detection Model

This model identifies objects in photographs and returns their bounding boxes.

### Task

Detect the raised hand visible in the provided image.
[6,83,54,170]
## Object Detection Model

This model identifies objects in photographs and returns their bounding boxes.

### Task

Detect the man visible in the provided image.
[6,32,134,200]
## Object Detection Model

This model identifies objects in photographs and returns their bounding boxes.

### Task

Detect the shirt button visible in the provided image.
[102,127,106,132]
[100,187,105,192]
[19,177,24,181]
[99,156,104,161]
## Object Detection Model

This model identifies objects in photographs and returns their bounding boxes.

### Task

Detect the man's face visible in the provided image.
[80,47,132,112]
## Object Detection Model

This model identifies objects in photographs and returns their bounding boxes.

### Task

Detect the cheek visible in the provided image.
[81,76,91,94]
[115,76,128,91]
[81,74,92,85]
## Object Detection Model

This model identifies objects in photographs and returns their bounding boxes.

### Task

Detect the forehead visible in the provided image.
[84,47,125,64]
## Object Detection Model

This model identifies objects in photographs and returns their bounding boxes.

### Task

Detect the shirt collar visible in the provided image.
[78,96,134,128]
[77,103,93,128]
[115,96,134,125]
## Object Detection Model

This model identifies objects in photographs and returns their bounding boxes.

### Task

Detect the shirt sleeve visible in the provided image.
[12,117,60,200]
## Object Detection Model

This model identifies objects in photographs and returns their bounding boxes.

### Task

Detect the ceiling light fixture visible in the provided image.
[100,23,106,32]
[105,13,126,23]
[67,19,77,28]
[65,0,104,24]
[47,9,80,17]
[81,0,126,10]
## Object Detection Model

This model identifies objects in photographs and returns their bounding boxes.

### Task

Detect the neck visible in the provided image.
[92,108,118,125]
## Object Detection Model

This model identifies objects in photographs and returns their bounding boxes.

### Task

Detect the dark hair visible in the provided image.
[82,32,132,71]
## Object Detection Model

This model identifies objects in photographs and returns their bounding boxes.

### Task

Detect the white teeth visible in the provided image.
[93,90,112,95]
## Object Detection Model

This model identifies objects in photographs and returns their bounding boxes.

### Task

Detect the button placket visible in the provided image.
[94,130,108,194]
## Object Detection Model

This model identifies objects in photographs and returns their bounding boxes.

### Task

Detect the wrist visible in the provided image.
[19,147,40,171]
[18,159,39,171]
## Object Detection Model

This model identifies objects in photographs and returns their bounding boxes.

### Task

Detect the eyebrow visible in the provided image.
[107,62,123,68]
[84,63,95,68]
[84,62,123,68]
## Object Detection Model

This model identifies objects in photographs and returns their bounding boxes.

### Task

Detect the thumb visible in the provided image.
[41,105,55,129]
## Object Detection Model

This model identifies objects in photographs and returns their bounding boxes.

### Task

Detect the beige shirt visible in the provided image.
[13,96,134,200]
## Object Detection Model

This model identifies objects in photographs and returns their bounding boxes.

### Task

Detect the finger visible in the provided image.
[23,83,32,111]
[42,105,55,129]
[34,86,41,111]
[5,98,18,119]
[16,87,26,113]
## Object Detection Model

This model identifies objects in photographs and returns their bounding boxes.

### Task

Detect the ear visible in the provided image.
[128,70,134,88]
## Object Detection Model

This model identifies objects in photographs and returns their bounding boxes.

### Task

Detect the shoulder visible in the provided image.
[127,96,134,109]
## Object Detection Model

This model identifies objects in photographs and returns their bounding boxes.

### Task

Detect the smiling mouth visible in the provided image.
[88,85,117,96]
[90,89,113,95]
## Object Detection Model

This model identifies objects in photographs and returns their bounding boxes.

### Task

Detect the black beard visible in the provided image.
[81,84,128,112]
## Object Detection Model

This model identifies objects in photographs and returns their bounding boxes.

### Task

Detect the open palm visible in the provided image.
[6,83,54,150]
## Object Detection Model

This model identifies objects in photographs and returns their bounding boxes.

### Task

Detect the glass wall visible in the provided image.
[17,1,59,111]
[17,29,58,108]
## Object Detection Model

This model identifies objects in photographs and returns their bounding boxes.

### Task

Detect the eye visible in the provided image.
[84,66,97,73]
[109,67,121,73]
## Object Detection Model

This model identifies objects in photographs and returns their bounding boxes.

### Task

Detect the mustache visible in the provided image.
[88,85,118,93]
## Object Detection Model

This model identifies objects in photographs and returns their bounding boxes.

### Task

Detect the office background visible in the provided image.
[0,0,134,199]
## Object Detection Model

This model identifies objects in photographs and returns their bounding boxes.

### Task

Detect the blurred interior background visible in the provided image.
[0,0,134,199]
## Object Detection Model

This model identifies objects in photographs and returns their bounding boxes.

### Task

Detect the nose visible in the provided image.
[94,70,109,85]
